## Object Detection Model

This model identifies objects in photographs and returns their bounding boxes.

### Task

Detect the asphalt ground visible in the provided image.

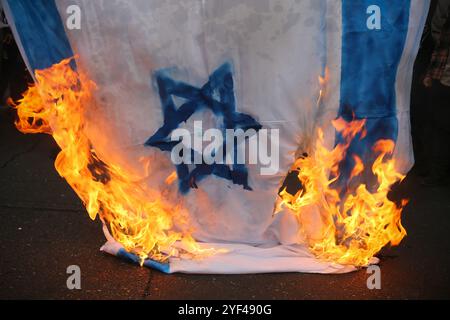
[0,106,449,300]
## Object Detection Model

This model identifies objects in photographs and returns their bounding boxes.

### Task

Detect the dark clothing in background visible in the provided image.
[0,5,31,105]
[423,0,450,183]
[410,0,438,175]
[428,81,450,180]
[425,0,450,85]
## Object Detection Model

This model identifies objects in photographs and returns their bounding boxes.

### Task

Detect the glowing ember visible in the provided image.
[11,58,213,263]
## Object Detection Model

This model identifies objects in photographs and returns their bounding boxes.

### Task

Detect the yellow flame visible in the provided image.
[11,58,218,263]
[277,118,407,266]
[165,171,178,185]
[11,58,407,268]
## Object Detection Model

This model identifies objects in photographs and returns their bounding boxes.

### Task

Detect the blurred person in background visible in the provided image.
[0,4,30,106]
[410,0,437,178]
[422,0,450,186]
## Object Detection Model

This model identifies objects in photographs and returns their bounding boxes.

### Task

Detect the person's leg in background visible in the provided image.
[0,27,31,105]
[411,0,437,176]
[4,30,31,102]
[411,55,434,176]
[0,27,8,103]
[424,80,450,185]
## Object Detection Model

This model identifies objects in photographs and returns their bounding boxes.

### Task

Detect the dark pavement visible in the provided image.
[0,106,449,300]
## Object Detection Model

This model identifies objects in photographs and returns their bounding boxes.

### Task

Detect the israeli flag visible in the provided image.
[3,0,429,274]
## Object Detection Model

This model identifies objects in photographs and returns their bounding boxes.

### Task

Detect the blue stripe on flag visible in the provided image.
[340,0,411,119]
[116,248,171,274]
[336,0,411,189]
[6,0,73,72]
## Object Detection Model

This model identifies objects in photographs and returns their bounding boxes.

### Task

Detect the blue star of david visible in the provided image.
[145,63,262,194]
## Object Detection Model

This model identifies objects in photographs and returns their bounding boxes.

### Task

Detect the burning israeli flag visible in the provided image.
[3,0,429,274]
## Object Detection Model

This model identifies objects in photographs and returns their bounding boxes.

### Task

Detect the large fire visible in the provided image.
[276,118,407,267]
[11,58,211,263]
[11,58,407,268]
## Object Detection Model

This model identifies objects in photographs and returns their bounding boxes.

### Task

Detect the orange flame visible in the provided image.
[11,58,218,263]
[11,57,407,268]
[278,117,407,266]
[165,171,178,186]
[350,155,364,179]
